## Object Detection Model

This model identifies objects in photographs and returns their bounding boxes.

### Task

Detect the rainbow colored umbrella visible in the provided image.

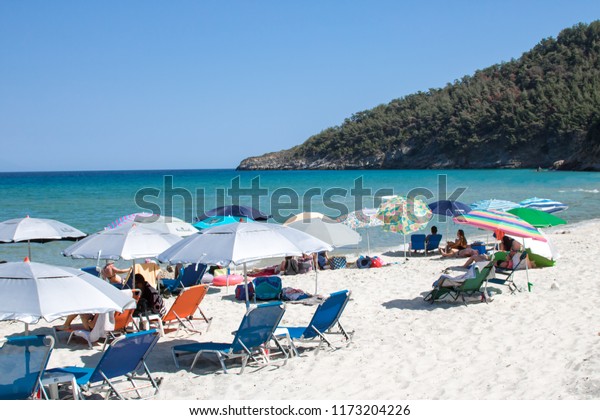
[376,196,433,258]
[453,210,546,242]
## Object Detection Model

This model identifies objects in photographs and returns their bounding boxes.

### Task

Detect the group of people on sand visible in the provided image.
[429,226,535,270]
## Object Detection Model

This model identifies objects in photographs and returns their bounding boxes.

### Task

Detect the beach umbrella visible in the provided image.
[453,210,546,242]
[283,212,327,225]
[376,196,433,258]
[105,213,197,237]
[428,200,471,217]
[193,215,252,230]
[0,216,86,260]
[519,197,568,214]
[198,205,271,221]
[63,223,183,260]
[338,208,382,255]
[287,218,361,249]
[62,223,183,289]
[507,207,567,228]
[0,260,135,331]
[454,210,546,290]
[158,222,332,306]
[428,200,472,244]
[470,199,521,212]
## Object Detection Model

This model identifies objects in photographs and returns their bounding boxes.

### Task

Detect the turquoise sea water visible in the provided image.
[1,169,599,266]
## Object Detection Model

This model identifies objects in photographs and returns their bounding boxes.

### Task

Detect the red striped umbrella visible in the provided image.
[453,210,546,242]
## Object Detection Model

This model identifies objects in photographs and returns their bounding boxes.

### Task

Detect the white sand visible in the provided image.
[2,221,600,400]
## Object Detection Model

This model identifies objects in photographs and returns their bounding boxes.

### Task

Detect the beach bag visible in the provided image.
[330,256,347,270]
[357,256,372,269]
[235,282,254,301]
[370,256,383,268]
[253,276,282,301]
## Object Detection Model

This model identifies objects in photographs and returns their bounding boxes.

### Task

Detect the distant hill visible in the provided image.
[238,21,600,171]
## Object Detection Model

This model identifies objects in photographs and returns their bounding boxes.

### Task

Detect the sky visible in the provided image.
[1,1,600,172]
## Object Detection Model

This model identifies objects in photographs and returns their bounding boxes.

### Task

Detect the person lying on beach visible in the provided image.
[101,260,130,285]
[495,242,536,270]
[461,252,490,268]
[439,229,468,257]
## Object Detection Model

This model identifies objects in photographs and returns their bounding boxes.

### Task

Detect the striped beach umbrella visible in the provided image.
[453,210,547,242]
[519,197,568,214]
[470,199,521,212]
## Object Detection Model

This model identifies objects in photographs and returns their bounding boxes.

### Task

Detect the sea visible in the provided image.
[1,169,599,267]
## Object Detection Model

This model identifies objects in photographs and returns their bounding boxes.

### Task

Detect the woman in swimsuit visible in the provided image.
[101,261,130,285]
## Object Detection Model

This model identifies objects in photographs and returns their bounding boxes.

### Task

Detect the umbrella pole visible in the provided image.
[28,240,32,261]
[367,229,371,256]
[243,263,250,311]
[524,238,531,292]
[313,256,319,295]
[403,234,407,260]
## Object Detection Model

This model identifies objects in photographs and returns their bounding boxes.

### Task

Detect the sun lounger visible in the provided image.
[0,335,54,400]
[275,289,353,356]
[161,263,207,293]
[424,261,494,304]
[141,284,211,336]
[172,302,286,374]
[45,330,161,400]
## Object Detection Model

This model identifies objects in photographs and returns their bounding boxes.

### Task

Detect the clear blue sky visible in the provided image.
[1,1,599,172]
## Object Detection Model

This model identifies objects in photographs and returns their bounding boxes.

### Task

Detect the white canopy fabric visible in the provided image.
[513,231,559,261]
[287,218,361,248]
[0,261,135,324]
[283,212,328,225]
[105,214,197,237]
[158,222,332,266]
[0,216,87,259]
[0,216,86,243]
[62,223,183,261]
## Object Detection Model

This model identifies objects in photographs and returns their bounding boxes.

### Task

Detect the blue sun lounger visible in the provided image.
[172,301,286,374]
[275,289,353,356]
[161,263,207,293]
[45,330,161,400]
[0,335,55,400]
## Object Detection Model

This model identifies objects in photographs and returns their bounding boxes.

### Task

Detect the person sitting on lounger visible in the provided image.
[440,229,468,257]
[101,260,130,285]
[134,274,166,318]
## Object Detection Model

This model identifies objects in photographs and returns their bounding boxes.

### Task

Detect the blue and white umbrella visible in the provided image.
[470,199,521,212]
[519,197,568,214]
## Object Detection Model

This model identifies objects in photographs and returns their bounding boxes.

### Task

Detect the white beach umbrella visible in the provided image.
[283,212,327,225]
[62,223,183,261]
[105,213,197,237]
[0,260,135,328]
[0,216,86,259]
[286,218,361,248]
[158,222,332,306]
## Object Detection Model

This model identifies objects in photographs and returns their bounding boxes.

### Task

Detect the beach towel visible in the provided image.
[73,312,115,347]
[433,264,477,288]
[282,287,311,301]
[330,256,347,270]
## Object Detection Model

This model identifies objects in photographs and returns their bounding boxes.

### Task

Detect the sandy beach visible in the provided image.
[2,221,599,400]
